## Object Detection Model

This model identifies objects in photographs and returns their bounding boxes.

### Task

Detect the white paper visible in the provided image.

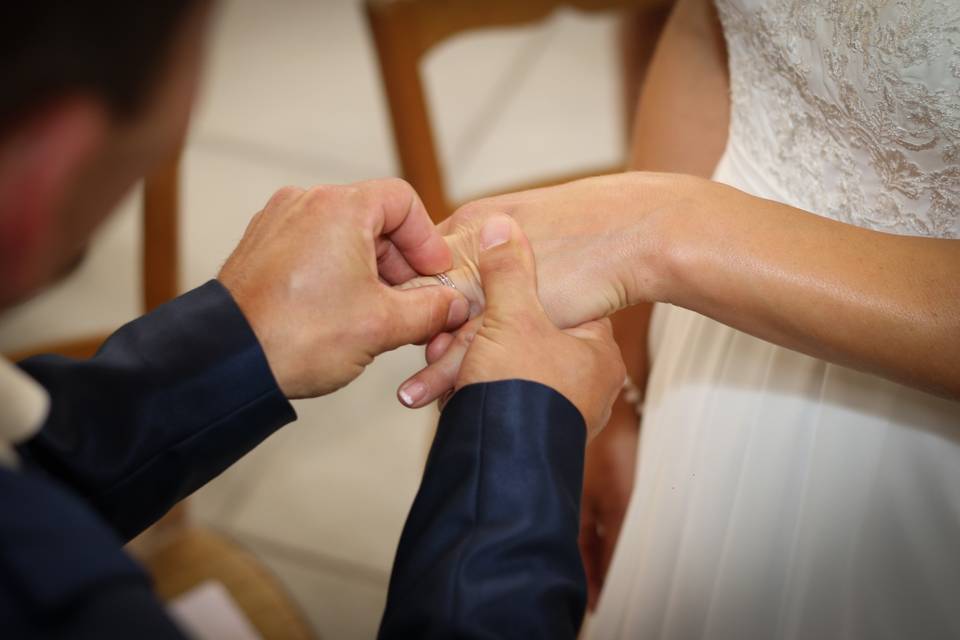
[167,580,263,640]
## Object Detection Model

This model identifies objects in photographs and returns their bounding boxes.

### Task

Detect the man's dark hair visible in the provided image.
[1,2,200,133]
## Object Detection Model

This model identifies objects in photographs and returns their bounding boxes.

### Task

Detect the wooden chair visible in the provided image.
[365,0,651,222]
[130,527,315,640]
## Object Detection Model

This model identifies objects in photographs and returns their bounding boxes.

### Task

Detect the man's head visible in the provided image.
[0,2,211,309]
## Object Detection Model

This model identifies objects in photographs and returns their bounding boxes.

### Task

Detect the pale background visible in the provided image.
[0,0,622,637]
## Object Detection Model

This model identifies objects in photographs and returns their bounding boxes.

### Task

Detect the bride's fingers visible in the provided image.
[396,266,485,317]
[395,270,464,291]
[398,319,480,408]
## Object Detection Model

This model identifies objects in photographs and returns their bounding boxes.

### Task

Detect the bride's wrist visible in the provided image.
[654,177,754,315]
[617,172,712,308]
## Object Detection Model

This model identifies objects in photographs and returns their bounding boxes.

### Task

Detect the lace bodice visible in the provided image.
[715,0,960,238]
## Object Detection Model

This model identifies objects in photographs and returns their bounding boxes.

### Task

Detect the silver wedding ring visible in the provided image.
[433,272,457,290]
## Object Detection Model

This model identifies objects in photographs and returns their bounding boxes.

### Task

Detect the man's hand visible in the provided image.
[219,178,469,399]
[405,215,625,436]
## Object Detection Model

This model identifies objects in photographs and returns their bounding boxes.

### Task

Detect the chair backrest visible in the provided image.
[142,153,181,314]
[366,0,642,221]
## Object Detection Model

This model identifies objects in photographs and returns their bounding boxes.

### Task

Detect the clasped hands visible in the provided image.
[217,176,668,435]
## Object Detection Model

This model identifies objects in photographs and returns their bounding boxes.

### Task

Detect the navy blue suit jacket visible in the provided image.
[0,281,587,638]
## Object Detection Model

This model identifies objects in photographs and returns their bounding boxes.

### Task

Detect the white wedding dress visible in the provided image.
[586,1,960,638]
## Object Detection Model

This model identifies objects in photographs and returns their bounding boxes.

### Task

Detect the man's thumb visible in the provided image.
[477,215,540,317]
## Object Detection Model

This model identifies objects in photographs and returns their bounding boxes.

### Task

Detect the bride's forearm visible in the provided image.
[646,176,960,398]
[407,172,958,406]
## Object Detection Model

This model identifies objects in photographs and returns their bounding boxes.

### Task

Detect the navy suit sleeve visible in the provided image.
[379,380,588,640]
[15,280,297,541]
[0,467,187,639]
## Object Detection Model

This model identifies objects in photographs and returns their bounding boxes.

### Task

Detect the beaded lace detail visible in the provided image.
[715,0,960,238]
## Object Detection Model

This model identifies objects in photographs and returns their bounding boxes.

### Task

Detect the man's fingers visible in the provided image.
[379,286,468,352]
[477,215,542,318]
[358,178,452,276]
[397,318,481,408]
[592,505,626,610]
[264,185,305,214]
[579,511,603,612]
[376,239,420,285]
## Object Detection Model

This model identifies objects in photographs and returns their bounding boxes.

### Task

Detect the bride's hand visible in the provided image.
[401,172,696,327]
[396,172,699,408]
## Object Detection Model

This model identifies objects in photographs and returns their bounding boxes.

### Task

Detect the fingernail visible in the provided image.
[398,380,427,407]
[480,216,512,250]
[446,296,469,327]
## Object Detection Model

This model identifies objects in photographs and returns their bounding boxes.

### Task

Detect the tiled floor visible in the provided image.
[0,1,622,637]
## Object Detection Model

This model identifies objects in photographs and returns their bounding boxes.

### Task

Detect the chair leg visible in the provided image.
[142,151,182,314]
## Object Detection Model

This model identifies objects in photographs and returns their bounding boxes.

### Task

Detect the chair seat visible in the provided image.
[134,527,315,640]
